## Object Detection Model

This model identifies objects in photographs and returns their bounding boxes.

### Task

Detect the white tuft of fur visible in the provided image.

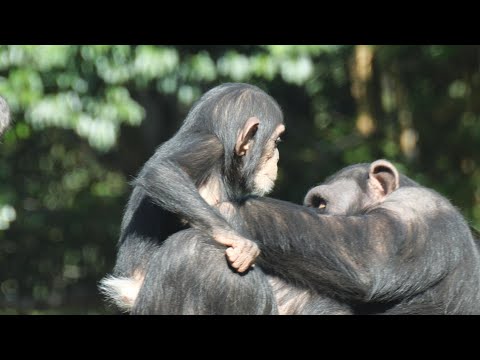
[99,275,142,313]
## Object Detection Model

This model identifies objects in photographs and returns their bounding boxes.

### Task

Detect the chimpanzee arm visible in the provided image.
[135,134,230,232]
[232,189,465,303]
[133,133,259,272]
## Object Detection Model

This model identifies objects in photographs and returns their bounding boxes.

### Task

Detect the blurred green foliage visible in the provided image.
[0,45,479,314]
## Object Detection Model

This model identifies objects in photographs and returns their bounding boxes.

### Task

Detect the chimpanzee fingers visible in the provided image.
[225,239,260,272]
[226,244,247,270]
[226,247,240,264]
[243,244,261,271]
[230,242,249,268]
[232,242,258,273]
[227,244,247,265]
[235,251,256,273]
[213,229,249,248]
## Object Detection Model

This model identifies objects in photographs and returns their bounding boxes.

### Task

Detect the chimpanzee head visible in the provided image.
[182,83,285,197]
[304,160,403,215]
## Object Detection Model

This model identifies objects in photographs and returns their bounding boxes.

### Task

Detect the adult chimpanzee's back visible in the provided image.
[136,159,480,314]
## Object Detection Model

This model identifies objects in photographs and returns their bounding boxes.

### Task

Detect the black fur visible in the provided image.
[151,162,480,314]
[232,164,480,314]
[132,229,277,314]
[100,83,284,314]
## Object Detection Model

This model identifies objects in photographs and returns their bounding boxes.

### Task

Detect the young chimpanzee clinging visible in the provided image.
[99,83,285,312]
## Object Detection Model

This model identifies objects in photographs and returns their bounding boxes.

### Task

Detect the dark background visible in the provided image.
[1,45,479,314]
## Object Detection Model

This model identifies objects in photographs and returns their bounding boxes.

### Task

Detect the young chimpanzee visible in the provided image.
[146,159,480,314]
[100,83,286,313]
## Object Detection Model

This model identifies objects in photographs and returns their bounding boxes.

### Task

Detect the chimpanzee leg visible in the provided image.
[131,229,278,315]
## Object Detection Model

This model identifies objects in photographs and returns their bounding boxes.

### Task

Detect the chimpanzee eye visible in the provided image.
[274,137,282,147]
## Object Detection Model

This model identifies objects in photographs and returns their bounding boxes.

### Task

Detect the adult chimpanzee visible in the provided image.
[236,159,480,314]
[139,159,480,314]
[0,96,11,137]
[100,83,286,313]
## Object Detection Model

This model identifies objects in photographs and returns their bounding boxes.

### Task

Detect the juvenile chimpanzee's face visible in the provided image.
[252,124,285,196]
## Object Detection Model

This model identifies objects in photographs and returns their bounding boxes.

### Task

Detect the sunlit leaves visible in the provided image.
[449,80,469,98]
[217,51,251,81]
[0,68,43,111]
[91,172,127,197]
[280,56,314,85]
[264,45,342,57]
[0,204,16,230]
[217,48,316,85]
[24,87,143,151]
[188,51,217,81]
[177,85,201,106]
[157,75,178,94]
[1,46,146,151]
[0,45,71,71]
[63,169,90,191]
[27,92,81,129]
[26,45,71,70]
[79,45,111,61]
[105,87,144,126]
[250,54,277,80]
[133,46,179,81]
[95,55,132,84]
[56,73,88,93]
[75,115,117,150]
[0,46,25,70]
[15,123,31,139]
[0,45,330,152]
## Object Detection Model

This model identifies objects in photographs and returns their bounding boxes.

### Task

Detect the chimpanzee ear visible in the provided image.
[235,117,260,156]
[368,159,400,198]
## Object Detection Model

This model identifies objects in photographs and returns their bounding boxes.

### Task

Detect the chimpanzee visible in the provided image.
[99,83,286,313]
[0,96,10,137]
[235,159,480,314]
[134,159,480,314]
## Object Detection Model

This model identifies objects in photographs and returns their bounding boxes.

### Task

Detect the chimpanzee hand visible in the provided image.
[213,201,260,273]
[212,228,261,273]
